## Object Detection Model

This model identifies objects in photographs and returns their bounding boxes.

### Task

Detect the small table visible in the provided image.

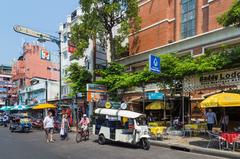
[220,132,240,149]
[149,126,167,136]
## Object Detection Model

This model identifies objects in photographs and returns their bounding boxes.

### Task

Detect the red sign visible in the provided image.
[68,41,76,53]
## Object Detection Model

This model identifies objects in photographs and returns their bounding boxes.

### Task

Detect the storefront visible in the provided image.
[184,68,240,131]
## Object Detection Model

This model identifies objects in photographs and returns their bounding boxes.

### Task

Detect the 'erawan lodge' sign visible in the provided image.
[183,68,240,92]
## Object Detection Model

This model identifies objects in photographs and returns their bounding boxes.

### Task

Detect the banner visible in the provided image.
[86,84,107,102]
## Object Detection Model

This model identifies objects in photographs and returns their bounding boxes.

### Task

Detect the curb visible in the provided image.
[150,140,240,159]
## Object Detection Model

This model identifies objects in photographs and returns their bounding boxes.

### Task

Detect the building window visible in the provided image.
[71,10,77,21]
[63,23,67,29]
[181,0,196,39]
[63,51,68,59]
[63,35,67,43]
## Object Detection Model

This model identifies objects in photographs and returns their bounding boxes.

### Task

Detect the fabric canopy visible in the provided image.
[200,92,240,108]
[0,106,12,111]
[32,103,56,110]
[145,101,171,110]
[11,105,31,111]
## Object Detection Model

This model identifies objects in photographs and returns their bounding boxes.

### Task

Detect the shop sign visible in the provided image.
[146,92,164,100]
[40,50,50,61]
[183,68,240,92]
[149,54,161,74]
[86,84,107,102]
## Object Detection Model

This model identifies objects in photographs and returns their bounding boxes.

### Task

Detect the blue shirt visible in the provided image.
[206,112,217,124]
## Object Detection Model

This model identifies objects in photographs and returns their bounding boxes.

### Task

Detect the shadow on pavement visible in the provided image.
[189,140,209,148]
[92,139,139,150]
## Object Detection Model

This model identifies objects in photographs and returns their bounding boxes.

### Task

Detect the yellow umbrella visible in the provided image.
[200,92,240,108]
[32,103,56,110]
[145,101,171,110]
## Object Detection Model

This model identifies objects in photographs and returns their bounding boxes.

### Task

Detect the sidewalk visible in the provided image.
[150,136,240,159]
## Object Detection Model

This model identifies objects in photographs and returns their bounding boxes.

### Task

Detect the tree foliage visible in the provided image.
[217,0,240,27]
[70,0,141,60]
[96,45,240,95]
[66,63,92,96]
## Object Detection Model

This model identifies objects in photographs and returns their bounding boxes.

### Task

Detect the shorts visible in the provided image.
[45,128,53,134]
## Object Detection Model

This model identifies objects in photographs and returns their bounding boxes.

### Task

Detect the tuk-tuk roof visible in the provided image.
[95,108,143,118]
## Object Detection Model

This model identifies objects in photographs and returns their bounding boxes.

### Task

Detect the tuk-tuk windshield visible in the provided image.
[136,116,147,126]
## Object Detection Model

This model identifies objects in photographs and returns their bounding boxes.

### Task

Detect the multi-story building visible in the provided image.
[0,65,14,106]
[116,0,240,114]
[59,8,108,99]
[118,0,235,68]
[12,43,59,105]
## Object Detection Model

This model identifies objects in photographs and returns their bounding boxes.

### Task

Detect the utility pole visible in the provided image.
[142,82,145,114]
[45,80,48,103]
[13,25,62,106]
[58,32,62,105]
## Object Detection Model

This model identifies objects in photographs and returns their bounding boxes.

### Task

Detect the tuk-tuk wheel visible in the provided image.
[141,138,150,150]
[98,134,106,145]
[24,128,30,133]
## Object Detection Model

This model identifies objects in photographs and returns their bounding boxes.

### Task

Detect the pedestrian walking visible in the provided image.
[60,114,70,140]
[43,111,54,143]
[220,111,229,132]
[205,109,217,131]
[3,113,8,127]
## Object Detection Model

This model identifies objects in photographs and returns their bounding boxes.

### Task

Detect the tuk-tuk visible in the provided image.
[93,108,151,150]
[9,114,32,133]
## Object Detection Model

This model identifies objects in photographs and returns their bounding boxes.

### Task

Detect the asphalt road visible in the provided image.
[0,127,227,159]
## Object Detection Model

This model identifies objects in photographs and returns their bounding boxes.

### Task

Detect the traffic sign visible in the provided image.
[120,103,127,110]
[105,101,111,109]
[149,54,161,74]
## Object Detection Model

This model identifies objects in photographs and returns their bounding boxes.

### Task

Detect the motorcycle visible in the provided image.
[32,119,43,129]
[53,120,61,133]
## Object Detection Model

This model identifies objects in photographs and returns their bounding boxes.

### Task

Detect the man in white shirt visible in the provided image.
[43,111,54,143]
[205,109,217,131]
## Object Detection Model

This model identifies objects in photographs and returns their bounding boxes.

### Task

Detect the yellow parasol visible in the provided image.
[145,101,171,110]
[32,103,56,110]
[200,92,240,108]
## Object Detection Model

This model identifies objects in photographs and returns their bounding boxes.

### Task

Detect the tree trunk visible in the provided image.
[109,31,116,61]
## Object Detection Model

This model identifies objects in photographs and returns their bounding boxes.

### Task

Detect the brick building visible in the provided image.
[117,0,240,117]
[12,43,59,105]
[118,0,236,66]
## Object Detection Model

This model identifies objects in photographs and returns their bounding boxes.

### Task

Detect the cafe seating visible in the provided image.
[233,136,240,151]
[207,131,223,150]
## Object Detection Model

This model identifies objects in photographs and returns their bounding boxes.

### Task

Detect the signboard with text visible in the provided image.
[86,84,107,102]
[183,68,240,92]
[146,92,164,100]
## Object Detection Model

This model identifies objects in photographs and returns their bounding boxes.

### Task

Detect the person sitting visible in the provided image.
[79,114,90,132]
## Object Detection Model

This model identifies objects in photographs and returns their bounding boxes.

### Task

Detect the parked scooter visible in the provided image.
[32,119,43,129]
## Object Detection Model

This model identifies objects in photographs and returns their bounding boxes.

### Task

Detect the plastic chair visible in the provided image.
[233,135,240,151]
[207,131,222,150]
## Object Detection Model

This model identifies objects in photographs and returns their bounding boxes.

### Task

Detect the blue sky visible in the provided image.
[0,0,79,66]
